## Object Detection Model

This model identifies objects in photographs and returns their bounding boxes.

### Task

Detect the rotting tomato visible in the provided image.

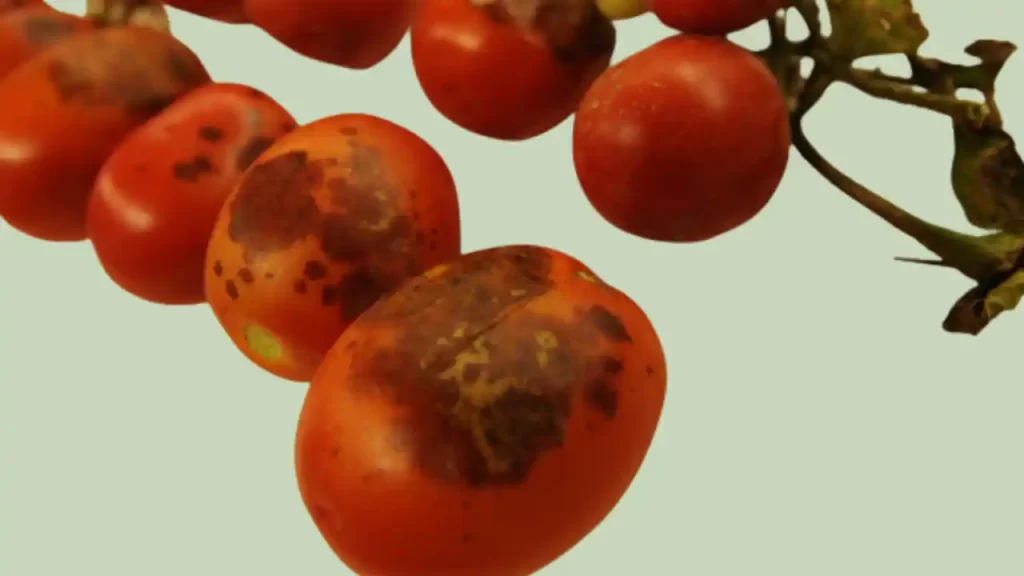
[164,0,248,23]
[410,0,616,140]
[204,113,462,382]
[573,34,790,243]
[651,0,789,36]
[296,244,667,576]
[0,26,210,242]
[87,83,297,305]
[245,0,419,69]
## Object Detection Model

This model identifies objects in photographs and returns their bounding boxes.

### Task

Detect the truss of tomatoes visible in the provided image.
[0,0,793,574]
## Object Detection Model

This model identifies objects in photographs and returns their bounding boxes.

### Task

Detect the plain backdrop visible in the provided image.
[2,1,1022,574]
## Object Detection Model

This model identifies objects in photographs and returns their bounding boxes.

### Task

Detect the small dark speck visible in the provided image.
[264,272,274,279]
[585,379,618,419]
[198,125,224,142]
[225,279,239,300]
[602,356,623,374]
[294,279,308,294]
[172,155,214,182]
[212,260,223,277]
[303,260,328,281]
[237,268,254,284]
[645,364,654,376]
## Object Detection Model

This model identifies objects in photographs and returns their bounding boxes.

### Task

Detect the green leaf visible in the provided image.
[951,123,1024,232]
[943,268,1024,335]
[825,0,928,60]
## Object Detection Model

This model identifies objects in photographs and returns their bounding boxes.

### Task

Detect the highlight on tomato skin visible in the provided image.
[86,83,297,306]
[572,34,791,243]
[651,0,789,36]
[164,0,249,23]
[0,26,211,242]
[296,245,667,576]
[246,0,420,70]
[410,0,616,141]
[0,3,94,81]
[204,113,462,383]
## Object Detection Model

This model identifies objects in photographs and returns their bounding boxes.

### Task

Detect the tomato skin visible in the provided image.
[0,0,41,14]
[164,0,248,23]
[411,0,616,140]
[652,0,788,35]
[0,27,210,242]
[246,0,419,69]
[86,84,297,305]
[573,34,790,242]
[297,245,666,576]
[205,113,462,382]
[0,5,94,81]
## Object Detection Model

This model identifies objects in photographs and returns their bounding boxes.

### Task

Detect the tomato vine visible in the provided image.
[756,0,1024,335]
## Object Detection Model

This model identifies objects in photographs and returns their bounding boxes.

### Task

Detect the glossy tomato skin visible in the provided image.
[246,0,419,69]
[297,245,667,576]
[205,113,462,382]
[165,0,248,23]
[573,34,790,242]
[87,84,297,305]
[652,0,788,35]
[0,27,210,242]
[411,0,616,140]
[0,4,94,80]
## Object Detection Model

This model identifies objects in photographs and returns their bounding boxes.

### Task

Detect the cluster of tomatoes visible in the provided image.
[2,0,793,574]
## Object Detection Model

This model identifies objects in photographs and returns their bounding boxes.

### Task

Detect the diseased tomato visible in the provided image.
[652,0,788,35]
[0,0,41,14]
[296,245,667,576]
[165,0,248,23]
[0,27,210,241]
[410,0,616,140]
[246,0,419,69]
[205,113,462,382]
[0,4,94,80]
[573,34,790,242]
[87,83,297,305]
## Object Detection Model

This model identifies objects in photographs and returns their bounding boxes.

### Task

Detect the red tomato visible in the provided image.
[87,84,297,305]
[411,0,616,140]
[0,0,41,14]
[652,0,788,35]
[205,113,462,382]
[0,4,94,81]
[246,0,419,69]
[573,34,790,242]
[0,26,210,242]
[164,0,248,22]
[296,245,667,576]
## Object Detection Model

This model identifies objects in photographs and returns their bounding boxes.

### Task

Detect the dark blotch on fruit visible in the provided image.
[336,267,392,322]
[237,267,254,284]
[584,378,618,418]
[22,14,80,47]
[303,260,328,281]
[198,125,224,142]
[172,154,214,181]
[584,305,631,342]
[235,135,275,172]
[228,151,322,255]
[225,279,239,300]
[212,260,223,277]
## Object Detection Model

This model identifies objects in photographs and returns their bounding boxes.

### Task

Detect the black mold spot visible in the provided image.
[198,125,224,142]
[584,305,631,342]
[172,155,214,181]
[225,279,239,300]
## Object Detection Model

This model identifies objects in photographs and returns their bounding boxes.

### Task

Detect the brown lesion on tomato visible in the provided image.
[172,154,214,181]
[197,125,224,142]
[212,260,224,277]
[237,267,255,284]
[472,0,615,63]
[235,135,276,172]
[225,279,240,300]
[349,247,629,485]
[583,305,632,342]
[21,14,81,47]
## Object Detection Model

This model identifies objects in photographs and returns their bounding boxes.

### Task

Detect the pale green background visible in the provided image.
[1,1,1022,574]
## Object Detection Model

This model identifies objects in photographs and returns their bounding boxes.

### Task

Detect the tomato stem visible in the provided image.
[85,0,170,32]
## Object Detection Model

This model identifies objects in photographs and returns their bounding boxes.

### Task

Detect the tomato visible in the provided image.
[595,0,648,20]
[204,113,462,382]
[87,84,297,305]
[652,0,788,35]
[246,0,419,69]
[572,34,790,242]
[296,245,666,576]
[410,0,616,140]
[0,0,41,14]
[164,0,248,23]
[0,27,210,242]
[0,4,94,81]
